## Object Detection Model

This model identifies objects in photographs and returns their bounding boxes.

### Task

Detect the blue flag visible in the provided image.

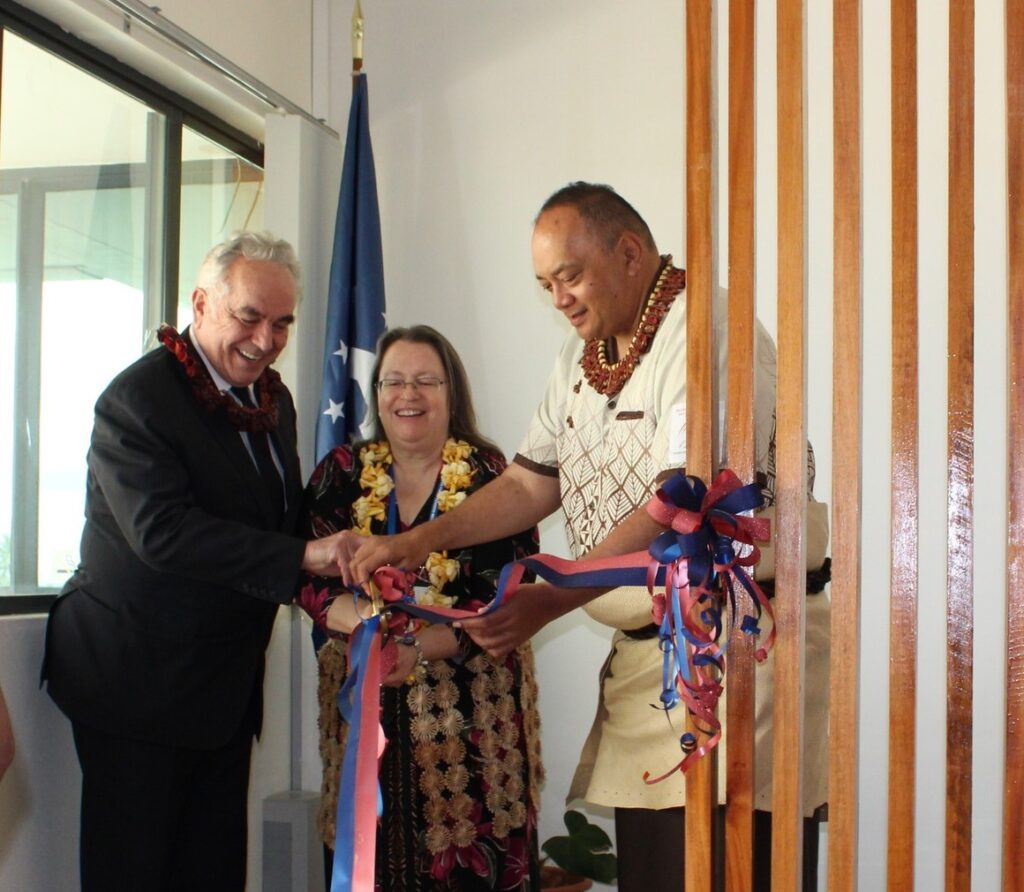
[315,73,386,463]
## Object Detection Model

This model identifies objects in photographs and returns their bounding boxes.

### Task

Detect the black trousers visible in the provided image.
[71,701,257,892]
[615,806,820,892]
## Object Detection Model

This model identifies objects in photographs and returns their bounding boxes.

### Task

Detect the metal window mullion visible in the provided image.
[11,178,43,589]
[143,109,181,338]
[142,110,165,340]
[163,113,182,325]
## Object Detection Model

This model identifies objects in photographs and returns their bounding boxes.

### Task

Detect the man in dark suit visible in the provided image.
[43,232,348,891]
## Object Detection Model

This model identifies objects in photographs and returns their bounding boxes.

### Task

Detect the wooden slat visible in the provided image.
[771,0,808,889]
[724,1,756,887]
[945,1,974,889]
[829,0,863,889]
[685,1,716,889]
[1006,1,1024,886]
[887,1,919,888]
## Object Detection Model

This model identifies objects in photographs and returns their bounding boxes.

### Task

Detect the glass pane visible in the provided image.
[38,191,145,588]
[177,127,264,326]
[0,30,160,590]
[0,194,15,589]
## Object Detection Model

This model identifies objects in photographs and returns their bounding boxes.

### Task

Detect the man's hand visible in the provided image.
[457,582,568,660]
[342,529,431,588]
[302,529,366,577]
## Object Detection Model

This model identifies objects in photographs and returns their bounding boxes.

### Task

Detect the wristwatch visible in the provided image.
[399,633,428,684]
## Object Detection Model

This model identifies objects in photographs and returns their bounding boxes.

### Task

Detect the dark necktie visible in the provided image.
[230,386,285,519]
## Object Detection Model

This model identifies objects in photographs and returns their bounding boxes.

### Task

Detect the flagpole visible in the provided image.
[315,0,386,463]
[352,0,364,91]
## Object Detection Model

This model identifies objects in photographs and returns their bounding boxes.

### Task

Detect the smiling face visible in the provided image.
[531,206,645,345]
[191,257,297,387]
[376,339,451,455]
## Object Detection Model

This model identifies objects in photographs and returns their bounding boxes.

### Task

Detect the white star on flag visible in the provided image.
[323,398,345,423]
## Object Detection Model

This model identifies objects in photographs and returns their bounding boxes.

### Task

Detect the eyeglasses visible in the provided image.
[375,376,447,393]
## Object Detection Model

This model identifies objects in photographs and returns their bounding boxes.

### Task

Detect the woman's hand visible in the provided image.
[381,642,420,687]
[324,595,371,635]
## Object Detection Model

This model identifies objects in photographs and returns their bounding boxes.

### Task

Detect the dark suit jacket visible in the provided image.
[43,337,307,749]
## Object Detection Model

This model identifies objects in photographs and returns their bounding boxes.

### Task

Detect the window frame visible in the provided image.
[0,0,264,614]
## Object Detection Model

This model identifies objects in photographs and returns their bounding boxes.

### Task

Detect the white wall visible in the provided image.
[154,0,313,112]
[0,619,80,889]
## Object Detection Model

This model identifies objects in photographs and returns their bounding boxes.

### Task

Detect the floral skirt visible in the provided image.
[317,641,543,892]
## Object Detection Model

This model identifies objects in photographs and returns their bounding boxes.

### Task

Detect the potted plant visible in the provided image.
[540,809,617,890]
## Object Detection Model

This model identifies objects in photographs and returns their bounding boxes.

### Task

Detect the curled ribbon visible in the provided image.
[640,469,773,782]
[329,469,772,891]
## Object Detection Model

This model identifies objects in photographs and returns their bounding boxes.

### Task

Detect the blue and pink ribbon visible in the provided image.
[328,468,773,892]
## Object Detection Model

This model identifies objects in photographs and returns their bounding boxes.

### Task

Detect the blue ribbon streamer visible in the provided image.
[331,614,382,892]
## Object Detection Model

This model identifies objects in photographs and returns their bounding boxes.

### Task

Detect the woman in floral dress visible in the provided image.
[296,325,544,891]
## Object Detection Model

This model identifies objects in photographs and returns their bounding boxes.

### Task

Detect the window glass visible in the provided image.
[37,190,146,587]
[0,31,157,590]
[0,194,15,588]
[177,127,264,326]
[0,26,263,603]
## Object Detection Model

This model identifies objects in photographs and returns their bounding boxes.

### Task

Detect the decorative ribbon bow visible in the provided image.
[640,469,774,782]
[329,469,773,891]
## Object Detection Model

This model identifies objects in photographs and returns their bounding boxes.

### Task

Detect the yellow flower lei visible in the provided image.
[352,438,476,608]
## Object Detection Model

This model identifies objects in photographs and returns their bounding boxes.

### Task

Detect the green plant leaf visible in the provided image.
[541,837,575,868]
[590,853,618,884]
[543,811,618,882]
[574,823,613,852]
[564,810,588,834]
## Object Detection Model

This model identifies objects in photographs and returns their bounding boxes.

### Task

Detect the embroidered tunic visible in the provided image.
[298,444,544,891]
[515,288,830,815]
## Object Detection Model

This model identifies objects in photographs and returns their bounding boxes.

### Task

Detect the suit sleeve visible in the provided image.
[294,446,361,627]
[87,372,307,603]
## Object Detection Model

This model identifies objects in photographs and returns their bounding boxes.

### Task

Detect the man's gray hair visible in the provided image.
[196,231,302,304]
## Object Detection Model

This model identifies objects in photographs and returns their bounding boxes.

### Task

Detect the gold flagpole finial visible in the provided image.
[352,0,364,72]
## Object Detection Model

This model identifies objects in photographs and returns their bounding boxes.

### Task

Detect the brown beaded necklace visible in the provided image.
[157,323,283,432]
[580,255,686,397]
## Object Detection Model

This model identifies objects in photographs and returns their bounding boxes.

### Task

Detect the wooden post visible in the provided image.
[771,0,808,888]
[724,1,757,886]
[685,1,717,888]
[829,1,863,889]
[887,1,919,888]
[945,2,975,889]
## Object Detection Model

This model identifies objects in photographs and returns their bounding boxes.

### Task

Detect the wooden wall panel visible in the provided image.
[724,0,757,886]
[684,1,716,888]
[945,1,974,889]
[1006,2,1024,886]
[887,1,919,888]
[771,0,808,888]
[829,1,862,889]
